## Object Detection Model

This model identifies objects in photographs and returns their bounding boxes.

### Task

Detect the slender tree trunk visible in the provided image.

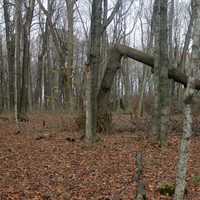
[14,0,22,123]
[138,12,154,117]
[137,67,148,117]
[152,0,161,136]
[99,0,108,88]
[174,102,192,200]
[28,63,33,112]
[169,0,175,97]
[174,0,200,198]
[177,12,194,110]
[64,0,75,112]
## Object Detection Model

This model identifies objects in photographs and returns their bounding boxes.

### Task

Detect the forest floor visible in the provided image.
[0,113,200,200]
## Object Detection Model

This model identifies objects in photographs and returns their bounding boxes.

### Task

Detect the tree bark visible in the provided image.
[97,42,200,131]
[134,152,147,200]
[158,0,169,146]
[85,0,102,142]
[174,0,200,199]
[14,0,22,123]
[64,0,75,112]
[19,0,35,119]
[97,47,122,132]
[3,0,15,111]
[0,36,4,112]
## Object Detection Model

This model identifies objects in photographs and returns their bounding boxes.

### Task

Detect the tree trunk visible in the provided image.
[0,36,4,112]
[64,0,75,112]
[158,0,169,146]
[20,28,30,117]
[134,152,147,200]
[174,0,200,198]
[169,0,175,98]
[19,0,35,119]
[3,0,15,111]
[97,48,122,132]
[14,0,22,123]
[85,0,102,142]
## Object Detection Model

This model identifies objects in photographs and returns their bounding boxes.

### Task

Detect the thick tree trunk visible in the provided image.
[158,0,169,146]
[19,0,35,119]
[97,48,122,132]
[85,0,102,142]
[20,28,30,117]
[3,0,15,111]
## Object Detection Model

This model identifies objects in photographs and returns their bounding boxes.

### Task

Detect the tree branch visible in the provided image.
[37,0,65,61]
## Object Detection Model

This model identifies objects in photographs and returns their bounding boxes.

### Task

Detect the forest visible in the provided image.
[0,0,200,199]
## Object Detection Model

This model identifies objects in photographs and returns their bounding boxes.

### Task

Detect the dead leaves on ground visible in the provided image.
[0,113,200,199]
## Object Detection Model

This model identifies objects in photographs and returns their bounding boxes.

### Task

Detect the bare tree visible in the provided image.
[85,0,103,142]
[64,0,75,112]
[174,0,200,199]
[3,0,15,111]
[19,0,36,120]
[14,0,22,123]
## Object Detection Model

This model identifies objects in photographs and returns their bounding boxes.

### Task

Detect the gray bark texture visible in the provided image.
[64,0,75,112]
[85,0,102,142]
[158,0,169,146]
[3,0,15,111]
[14,0,22,123]
[174,0,200,199]
[19,0,35,119]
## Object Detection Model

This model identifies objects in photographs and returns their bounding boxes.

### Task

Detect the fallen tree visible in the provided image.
[97,44,200,131]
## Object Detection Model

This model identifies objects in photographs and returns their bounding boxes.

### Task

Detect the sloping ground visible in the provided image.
[0,113,200,199]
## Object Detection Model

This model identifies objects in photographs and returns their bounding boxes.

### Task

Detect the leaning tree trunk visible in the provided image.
[177,11,193,110]
[174,0,200,198]
[174,80,194,199]
[97,47,122,132]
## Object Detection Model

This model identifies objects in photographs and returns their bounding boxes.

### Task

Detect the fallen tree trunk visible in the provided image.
[116,44,200,89]
[97,44,200,131]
